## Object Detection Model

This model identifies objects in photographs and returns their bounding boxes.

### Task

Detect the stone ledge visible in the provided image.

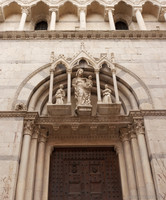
[0,30,166,40]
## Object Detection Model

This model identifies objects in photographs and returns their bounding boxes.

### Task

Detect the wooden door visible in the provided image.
[48,147,122,200]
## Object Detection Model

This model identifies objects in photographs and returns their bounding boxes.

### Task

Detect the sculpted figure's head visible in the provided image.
[59,84,64,89]
[105,84,108,89]
[76,69,84,77]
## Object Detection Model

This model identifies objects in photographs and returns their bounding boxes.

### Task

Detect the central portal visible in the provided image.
[49,147,122,200]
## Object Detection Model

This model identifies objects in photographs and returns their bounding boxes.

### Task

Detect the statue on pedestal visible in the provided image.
[102,84,112,104]
[55,84,65,105]
[72,69,93,107]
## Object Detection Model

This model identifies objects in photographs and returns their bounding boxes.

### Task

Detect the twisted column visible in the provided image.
[18,7,29,31]
[25,126,40,200]
[134,8,147,30]
[115,144,129,200]
[134,119,156,200]
[34,128,48,200]
[16,121,34,200]
[129,125,147,200]
[120,128,138,200]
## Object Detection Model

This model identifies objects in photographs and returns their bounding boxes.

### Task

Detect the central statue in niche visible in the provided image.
[72,69,93,109]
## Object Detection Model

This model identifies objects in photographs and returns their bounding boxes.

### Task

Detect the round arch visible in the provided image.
[12,60,154,114]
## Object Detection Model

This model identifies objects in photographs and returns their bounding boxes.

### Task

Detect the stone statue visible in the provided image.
[72,69,93,107]
[55,84,65,105]
[102,84,112,104]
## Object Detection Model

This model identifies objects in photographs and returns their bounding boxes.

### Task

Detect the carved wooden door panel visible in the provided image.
[48,148,122,200]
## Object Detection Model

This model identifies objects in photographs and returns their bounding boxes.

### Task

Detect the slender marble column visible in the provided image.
[120,128,138,200]
[15,121,34,200]
[49,8,58,30]
[106,8,115,30]
[42,145,53,200]
[34,129,47,200]
[18,7,29,31]
[48,68,54,104]
[95,69,102,102]
[24,126,39,200]
[79,7,86,29]
[135,119,156,200]
[67,69,72,104]
[129,126,147,200]
[112,68,120,103]
[134,8,147,30]
[115,144,130,200]
[164,11,166,21]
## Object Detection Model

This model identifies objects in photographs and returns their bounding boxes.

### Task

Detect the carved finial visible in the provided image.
[111,52,115,63]
[50,51,55,63]
[80,42,85,51]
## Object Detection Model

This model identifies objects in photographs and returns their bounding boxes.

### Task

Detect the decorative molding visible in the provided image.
[0,30,166,40]
[0,111,39,120]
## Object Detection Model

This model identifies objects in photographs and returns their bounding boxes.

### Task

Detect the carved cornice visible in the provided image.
[0,30,166,40]
[0,111,39,120]
[129,110,166,118]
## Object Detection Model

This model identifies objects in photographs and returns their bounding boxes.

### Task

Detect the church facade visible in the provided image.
[0,0,166,200]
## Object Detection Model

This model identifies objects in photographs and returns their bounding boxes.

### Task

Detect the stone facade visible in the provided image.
[0,0,166,200]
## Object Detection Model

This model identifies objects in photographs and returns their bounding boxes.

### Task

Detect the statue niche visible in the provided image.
[72,68,93,115]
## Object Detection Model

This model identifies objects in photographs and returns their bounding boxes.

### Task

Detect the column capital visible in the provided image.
[128,124,137,140]
[67,68,72,74]
[114,144,122,154]
[21,6,30,15]
[133,7,143,14]
[120,127,129,142]
[105,6,115,14]
[78,6,87,15]
[39,128,48,143]
[32,125,40,139]
[49,7,59,13]
[23,120,34,136]
[95,68,100,73]
[111,68,116,74]
[134,118,145,135]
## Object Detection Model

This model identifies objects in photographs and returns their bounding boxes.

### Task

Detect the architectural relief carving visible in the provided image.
[24,120,34,136]
[55,84,65,105]
[72,68,92,107]
[15,102,27,111]
[102,84,112,104]
[134,118,145,135]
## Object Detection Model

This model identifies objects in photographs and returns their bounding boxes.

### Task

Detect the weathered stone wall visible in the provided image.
[0,117,23,200]
[0,39,166,110]
[144,116,166,200]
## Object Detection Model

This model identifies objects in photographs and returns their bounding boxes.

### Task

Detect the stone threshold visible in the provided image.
[0,30,166,40]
